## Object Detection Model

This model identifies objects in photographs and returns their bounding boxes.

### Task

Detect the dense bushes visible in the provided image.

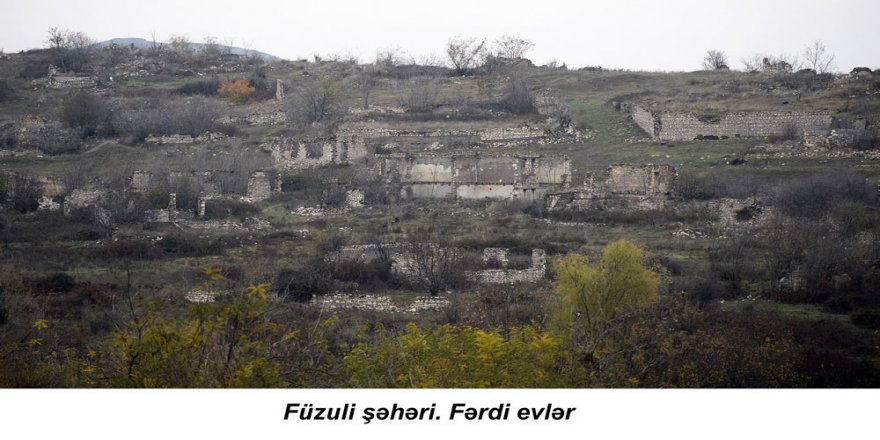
[58,90,113,138]
[203,198,260,220]
[113,97,228,142]
[772,169,874,218]
[175,78,221,96]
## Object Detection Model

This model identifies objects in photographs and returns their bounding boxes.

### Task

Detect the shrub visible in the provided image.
[176,78,221,96]
[0,79,12,102]
[501,71,535,114]
[851,309,880,329]
[218,79,256,104]
[273,259,333,302]
[11,175,41,213]
[284,76,343,129]
[400,76,439,113]
[113,97,227,142]
[59,90,112,138]
[773,170,874,218]
[203,198,260,220]
[32,272,76,294]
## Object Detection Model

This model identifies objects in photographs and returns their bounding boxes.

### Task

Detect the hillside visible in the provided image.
[1,38,880,388]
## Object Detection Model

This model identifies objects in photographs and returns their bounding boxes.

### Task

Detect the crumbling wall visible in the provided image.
[264,134,367,171]
[379,153,570,200]
[548,164,675,211]
[339,125,588,150]
[47,66,97,89]
[630,104,832,141]
[246,171,274,201]
[469,249,547,283]
[606,164,675,195]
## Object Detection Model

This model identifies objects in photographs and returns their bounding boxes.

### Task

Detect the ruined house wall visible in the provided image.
[606,164,675,195]
[379,154,570,200]
[548,164,675,211]
[339,125,587,150]
[630,104,832,141]
[265,135,368,171]
[631,105,658,138]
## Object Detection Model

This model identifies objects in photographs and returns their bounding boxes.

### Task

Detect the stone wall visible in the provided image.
[264,134,368,171]
[630,104,832,141]
[313,294,450,314]
[548,164,675,211]
[606,164,675,195]
[339,124,588,150]
[469,249,547,284]
[246,171,275,201]
[378,153,570,200]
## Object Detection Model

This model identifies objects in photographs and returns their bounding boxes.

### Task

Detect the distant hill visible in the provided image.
[96,37,280,61]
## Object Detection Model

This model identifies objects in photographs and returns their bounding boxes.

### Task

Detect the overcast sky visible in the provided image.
[1,0,878,71]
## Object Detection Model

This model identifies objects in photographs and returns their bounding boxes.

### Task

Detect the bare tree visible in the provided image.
[802,40,836,73]
[148,31,164,52]
[45,27,94,71]
[401,76,439,112]
[200,35,221,62]
[494,35,534,59]
[502,70,535,114]
[359,67,377,110]
[401,239,467,296]
[446,36,487,75]
[375,47,404,67]
[740,53,764,72]
[284,76,344,130]
[702,50,729,70]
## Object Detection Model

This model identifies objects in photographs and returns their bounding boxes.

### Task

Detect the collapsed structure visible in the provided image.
[377,153,570,200]
[548,164,676,211]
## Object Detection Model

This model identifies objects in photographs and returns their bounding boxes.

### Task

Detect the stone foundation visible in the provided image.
[630,104,832,141]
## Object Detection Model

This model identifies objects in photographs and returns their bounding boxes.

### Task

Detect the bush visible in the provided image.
[773,170,874,218]
[176,78,220,96]
[501,71,535,114]
[218,79,256,104]
[273,259,333,302]
[59,90,113,138]
[851,309,880,329]
[32,272,76,294]
[112,97,227,142]
[0,79,12,102]
[284,76,343,130]
[400,76,439,113]
[11,175,41,213]
[203,198,260,220]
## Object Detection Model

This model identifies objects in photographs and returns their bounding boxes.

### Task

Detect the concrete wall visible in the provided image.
[630,104,832,141]
[378,153,569,200]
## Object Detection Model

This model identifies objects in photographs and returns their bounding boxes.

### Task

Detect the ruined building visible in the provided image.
[548,164,675,211]
[377,153,571,200]
[630,104,832,141]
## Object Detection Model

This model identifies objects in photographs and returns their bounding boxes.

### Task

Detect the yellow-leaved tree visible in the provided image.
[551,240,665,347]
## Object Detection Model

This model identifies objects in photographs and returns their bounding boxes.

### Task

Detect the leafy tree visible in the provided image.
[218,79,256,104]
[92,283,288,387]
[345,323,564,387]
[551,240,664,345]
